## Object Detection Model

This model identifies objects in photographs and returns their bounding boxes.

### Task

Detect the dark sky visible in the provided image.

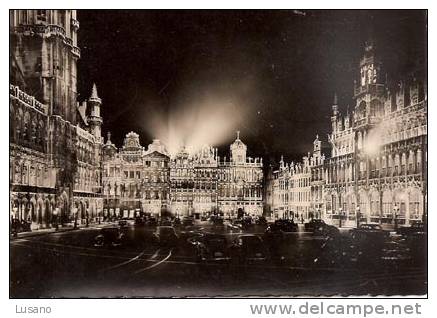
[76,10,427,164]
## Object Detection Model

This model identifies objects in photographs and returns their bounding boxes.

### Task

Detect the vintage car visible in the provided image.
[188,233,230,263]
[94,227,126,247]
[274,219,298,232]
[313,223,340,237]
[152,226,179,247]
[304,219,326,232]
[397,221,426,236]
[349,223,390,241]
[182,216,194,226]
[255,216,268,227]
[229,234,269,264]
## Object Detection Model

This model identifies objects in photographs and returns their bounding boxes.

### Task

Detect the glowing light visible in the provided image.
[363,126,383,156]
[143,93,249,157]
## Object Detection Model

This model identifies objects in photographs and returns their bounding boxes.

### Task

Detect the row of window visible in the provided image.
[278,177,311,190]
[276,191,311,205]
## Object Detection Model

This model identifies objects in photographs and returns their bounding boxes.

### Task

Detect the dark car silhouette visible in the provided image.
[94,227,126,247]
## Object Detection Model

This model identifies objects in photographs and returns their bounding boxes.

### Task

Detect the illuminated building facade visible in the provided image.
[102,133,170,218]
[218,133,264,217]
[9,10,103,229]
[102,132,263,218]
[271,139,324,220]
[269,39,427,227]
[323,40,427,227]
[170,132,264,217]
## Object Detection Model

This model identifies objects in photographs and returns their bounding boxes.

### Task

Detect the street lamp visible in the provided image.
[86,208,89,227]
[356,206,360,228]
[339,207,343,228]
[73,207,78,229]
[393,204,399,232]
[53,208,59,231]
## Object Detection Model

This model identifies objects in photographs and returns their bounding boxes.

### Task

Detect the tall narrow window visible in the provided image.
[36,10,46,23]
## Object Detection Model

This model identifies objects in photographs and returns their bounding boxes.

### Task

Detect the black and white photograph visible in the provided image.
[9,9,427,299]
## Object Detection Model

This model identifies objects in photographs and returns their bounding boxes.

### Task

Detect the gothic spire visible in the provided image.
[91,83,99,99]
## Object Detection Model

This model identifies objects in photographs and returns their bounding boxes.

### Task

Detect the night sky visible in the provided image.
[76,10,426,164]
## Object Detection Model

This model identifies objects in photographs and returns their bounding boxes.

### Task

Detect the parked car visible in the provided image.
[274,219,298,232]
[153,226,179,247]
[121,217,135,226]
[182,216,194,226]
[94,227,126,247]
[188,234,230,262]
[304,219,326,232]
[241,216,254,230]
[160,217,172,226]
[229,234,269,264]
[118,219,128,227]
[313,223,340,237]
[147,217,158,227]
[212,217,224,227]
[264,223,285,243]
[173,217,181,226]
[255,216,268,227]
[397,221,426,236]
[349,223,390,241]
[134,217,146,226]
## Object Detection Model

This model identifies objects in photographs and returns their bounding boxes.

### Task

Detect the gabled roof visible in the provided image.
[144,150,169,159]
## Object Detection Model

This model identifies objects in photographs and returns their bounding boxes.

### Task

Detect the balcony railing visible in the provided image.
[354,83,385,97]
[10,84,47,114]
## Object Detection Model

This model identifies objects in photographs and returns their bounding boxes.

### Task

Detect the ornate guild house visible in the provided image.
[102,132,263,218]
[102,133,170,218]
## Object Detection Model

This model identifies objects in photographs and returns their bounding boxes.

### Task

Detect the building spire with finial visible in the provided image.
[236,130,240,140]
[332,92,339,117]
[89,82,102,104]
[107,131,111,142]
[91,83,99,99]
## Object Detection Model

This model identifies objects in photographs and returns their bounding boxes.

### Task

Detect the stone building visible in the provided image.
[102,132,170,218]
[102,132,263,218]
[9,10,103,229]
[170,132,264,218]
[217,133,264,217]
[169,146,195,217]
[268,39,427,227]
[323,40,427,227]
[270,141,323,221]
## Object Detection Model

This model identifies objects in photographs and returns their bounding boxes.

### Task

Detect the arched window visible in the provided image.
[358,101,366,119]
[23,111,30,141]
[408,150,415,174]
[370,99,384,117]
[394,190,407,218]
[401,153,407,174]
[409,189,422,220]
[416,149,422,173]
[370,191,380,217]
